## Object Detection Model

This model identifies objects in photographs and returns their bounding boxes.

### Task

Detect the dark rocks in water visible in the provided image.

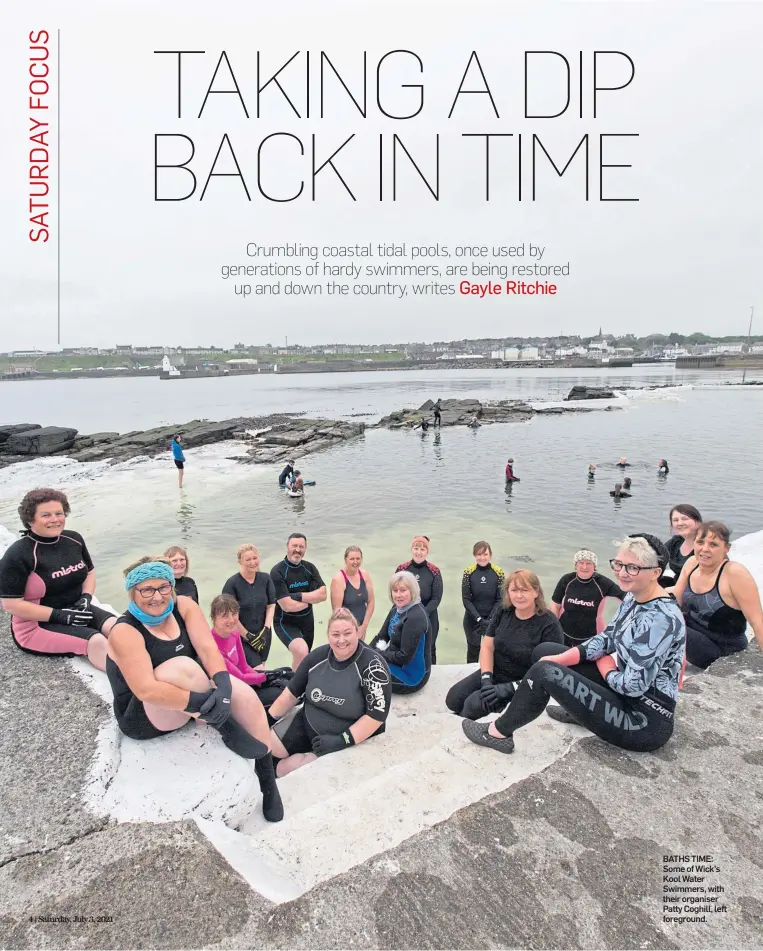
[244,418,365,464]
[374,397,614,429]
[565,385,616,401]
[0,424,41,446]
[4,426,78,455]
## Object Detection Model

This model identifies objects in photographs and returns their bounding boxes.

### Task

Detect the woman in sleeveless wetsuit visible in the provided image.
[330,546,375,639]
[106,556,283,821]
[672,521,763,669]
[659,504,702,588]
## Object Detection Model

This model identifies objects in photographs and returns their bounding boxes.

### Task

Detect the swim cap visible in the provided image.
[125,561,176,591]
[628,533,668,570]
[574,549,598,567]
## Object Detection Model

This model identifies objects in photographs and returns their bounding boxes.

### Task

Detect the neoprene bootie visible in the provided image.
[217,717,269,760]
[254,753,284,823]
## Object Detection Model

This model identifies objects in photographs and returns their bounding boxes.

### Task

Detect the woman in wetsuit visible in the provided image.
[369,571,431,694]
[551,550,623,647]
[164,546,199,602]
[105,557,283,821]
[672,521,763,669]
[396,536,443,663]
[460,541,505,663]
[0,488,117,669]
[610,483,631,498]
[447,569,563,720]
[658,459,670,475]
[659,504,702,588]
[330,546,376,639]
[462,534,686,755]
[268,608,392,777]
[222,544,276,665]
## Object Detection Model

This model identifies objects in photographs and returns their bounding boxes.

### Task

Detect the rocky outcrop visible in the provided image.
[0,424,41,446]
[244,419,365,464]
[565,385,616,401]
[4,426,78,455]
[376,398,616,428]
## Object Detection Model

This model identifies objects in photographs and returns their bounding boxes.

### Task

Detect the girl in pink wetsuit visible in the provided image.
[210,594,267,686]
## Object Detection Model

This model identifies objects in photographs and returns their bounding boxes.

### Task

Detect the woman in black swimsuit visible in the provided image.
[659,504,702,588]
[672,521,763,669]
[329,546,376,639]
[106,556,283,821]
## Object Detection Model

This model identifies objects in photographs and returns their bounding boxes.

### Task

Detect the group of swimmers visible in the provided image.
[583,457,670,498]
[1,487,762,826]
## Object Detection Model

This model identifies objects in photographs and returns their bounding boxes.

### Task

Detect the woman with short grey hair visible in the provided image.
[369,571,431,694]
[463,533,686,755]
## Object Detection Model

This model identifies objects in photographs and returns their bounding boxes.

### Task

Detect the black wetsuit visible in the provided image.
[106,605,200,740]
[174,576,199,603]
[222,571,276,663]
[339,570,369,626]
[492,593,686,753]
[433,401,442,426]
[682,561,748,668]
[446,608,564,718]
[278,464,294,486]
[274,642,391,755]
[370,602,431,694]
[461,563,505,663]
[551,572,624,647]
[270,558,325,650]
[396,559,443,663]
[659,536,692,588]
[0,529,114,656]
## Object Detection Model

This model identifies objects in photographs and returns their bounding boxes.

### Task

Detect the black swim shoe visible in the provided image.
[254,754,284,823]
[462,718,515,754]
[545,703,580,725]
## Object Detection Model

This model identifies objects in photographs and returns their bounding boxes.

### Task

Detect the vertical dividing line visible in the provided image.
[57,28,61,344]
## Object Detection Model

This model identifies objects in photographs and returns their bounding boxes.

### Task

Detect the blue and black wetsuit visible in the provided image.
[370,602,431,694]
[492,593,686,752]
[396,559,443,664]
[270,558,325,650]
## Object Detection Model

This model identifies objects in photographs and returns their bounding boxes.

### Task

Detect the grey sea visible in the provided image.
[1,365,761,665]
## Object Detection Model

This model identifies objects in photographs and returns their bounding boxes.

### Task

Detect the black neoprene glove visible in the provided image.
[50,607,94,627]
[311,731,355,757]
[264,667,294,686]
[185,687,215,715]
[480,671,498,706]
[73,593,93,612]
[199,671,233,727]
[494,682,515,703]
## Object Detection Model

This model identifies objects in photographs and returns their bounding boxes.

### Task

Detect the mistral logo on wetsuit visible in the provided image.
[362,655,390,714]
[51,560,87,579]
[566,597,596,608]
[290,580,310,590]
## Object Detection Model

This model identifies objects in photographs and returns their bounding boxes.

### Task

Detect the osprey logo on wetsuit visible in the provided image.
[310,687,345,706]
[362,656,390,713]
[51,560,87,579]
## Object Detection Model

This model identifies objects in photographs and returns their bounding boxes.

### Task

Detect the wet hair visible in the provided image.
[669,504,702,528]
[328,607,360,633]
[123,555,172,577]
[164,545,189,571]
[507,458,514,464]
[388,570,421,602]
[504,569,548,615]
[473,540,492,556]
[344,545,363,560]
[288,532,307,543]
[211,593,240,619]
[696,521,732,546]
[237,543,259,561]
[18,488,70,529]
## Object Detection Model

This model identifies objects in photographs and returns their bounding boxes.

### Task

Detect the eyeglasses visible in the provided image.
[135,583,173,598]
[609,559,658,576]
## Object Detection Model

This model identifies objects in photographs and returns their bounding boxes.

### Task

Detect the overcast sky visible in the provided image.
[1,0,762,349]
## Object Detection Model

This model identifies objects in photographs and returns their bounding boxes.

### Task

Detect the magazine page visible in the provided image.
[1,1,762,948]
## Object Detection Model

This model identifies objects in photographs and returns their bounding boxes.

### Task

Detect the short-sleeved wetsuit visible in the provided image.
[274,642,391,755]
[396,559,443,663]
[461,562,505,662]
[223,571,276,662]
[106,605,201,740]
[0,529,114,656]
[270,558,325,650]
[551,572,624,646]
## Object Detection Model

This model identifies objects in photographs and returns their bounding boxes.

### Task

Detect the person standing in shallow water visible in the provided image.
[396,536,443,663]
[170,434,185,487]
[433,399,442,427]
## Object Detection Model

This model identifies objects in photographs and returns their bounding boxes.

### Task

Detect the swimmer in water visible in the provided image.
[588,464,596,480]
[278,460,295,487]
[610,483,632,499]
[617,457,631,468]
[293,471,304,492]
[623,477,632,490]
[658,459,670,474]
[468,416,481,428]
[505,458,520,482]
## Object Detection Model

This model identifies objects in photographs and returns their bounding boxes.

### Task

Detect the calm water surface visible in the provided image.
[0,370,760,665]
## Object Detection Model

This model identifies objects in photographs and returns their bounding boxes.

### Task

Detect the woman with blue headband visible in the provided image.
[105,556,284,822]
